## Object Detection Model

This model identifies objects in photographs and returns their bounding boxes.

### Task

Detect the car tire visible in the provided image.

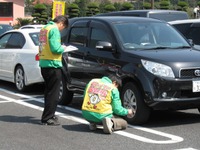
[58,76,74,106]
[15,66,27,92]
[121,82,151,125]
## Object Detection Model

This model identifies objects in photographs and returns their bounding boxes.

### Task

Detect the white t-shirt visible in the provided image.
[194,7,199,13]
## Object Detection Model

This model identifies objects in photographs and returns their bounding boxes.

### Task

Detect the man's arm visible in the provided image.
[49,28,64,54]
[111,88,128,116]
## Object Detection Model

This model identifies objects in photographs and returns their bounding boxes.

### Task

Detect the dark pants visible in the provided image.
[41,68,62,122]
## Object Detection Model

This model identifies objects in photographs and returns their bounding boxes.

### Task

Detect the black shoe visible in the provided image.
[52,116,58,121]
[41,116,60,126]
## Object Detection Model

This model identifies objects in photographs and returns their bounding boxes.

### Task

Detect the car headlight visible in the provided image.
[141,59,175,78]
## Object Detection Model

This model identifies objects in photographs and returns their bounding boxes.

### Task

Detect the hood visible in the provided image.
[126,48,200,68]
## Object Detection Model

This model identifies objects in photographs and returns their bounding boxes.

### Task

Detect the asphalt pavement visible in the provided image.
[1,81,200,150]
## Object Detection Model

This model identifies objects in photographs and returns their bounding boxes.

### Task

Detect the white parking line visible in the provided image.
[0,100,12,103]
[174,148,198,150]
[0,88,184,144]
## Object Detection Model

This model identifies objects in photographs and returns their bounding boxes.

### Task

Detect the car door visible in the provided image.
[0,33,12,78]
[1,32,25,79]
[65,20,89,87]
[82,20,123,83]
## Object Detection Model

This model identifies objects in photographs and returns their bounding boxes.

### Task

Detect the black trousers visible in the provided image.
[41,68,62,122]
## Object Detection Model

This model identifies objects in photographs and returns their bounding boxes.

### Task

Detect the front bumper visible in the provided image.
[145,77,200,110]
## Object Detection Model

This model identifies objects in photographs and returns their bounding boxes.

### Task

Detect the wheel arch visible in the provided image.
[121,76,144,96]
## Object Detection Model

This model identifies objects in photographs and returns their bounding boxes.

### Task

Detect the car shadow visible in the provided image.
[142,110,200,128]
[62,123,108,135]
[62,124,105,134]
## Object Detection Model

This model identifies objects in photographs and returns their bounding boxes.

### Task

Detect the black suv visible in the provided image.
[60,16,200,124]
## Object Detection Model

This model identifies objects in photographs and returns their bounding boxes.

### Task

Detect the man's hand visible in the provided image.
[127,109,134,118]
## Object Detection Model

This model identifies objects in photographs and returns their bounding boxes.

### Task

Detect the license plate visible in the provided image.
[192,80,200,92]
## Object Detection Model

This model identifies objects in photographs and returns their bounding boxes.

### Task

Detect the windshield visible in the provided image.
[114,22,190,50]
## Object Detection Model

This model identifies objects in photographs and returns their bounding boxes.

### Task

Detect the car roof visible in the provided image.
[71,16,163,24]
[114,9,186,13]
[169,19,200,25]
[96,9,188,16]
[95,10,189,22]
[19,24,44,29]
[2,29,40,35]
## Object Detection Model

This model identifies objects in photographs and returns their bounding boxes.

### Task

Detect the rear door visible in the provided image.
[1,32,25,79]
[65,20,89,88]
[0,33,12,78]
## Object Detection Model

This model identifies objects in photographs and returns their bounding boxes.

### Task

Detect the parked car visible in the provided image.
[95,9,189,22]
[169,19,200,49]
[0,24,13,35]
[19,24,44,29]
[60,16,200,124]
[0,29,44,91]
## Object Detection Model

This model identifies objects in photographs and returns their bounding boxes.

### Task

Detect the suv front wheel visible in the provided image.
[121,82,151,125]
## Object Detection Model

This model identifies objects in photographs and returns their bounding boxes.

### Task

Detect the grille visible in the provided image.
[180,68,200,78]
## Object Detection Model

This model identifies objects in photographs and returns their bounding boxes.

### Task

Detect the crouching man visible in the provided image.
[82,75,134,134]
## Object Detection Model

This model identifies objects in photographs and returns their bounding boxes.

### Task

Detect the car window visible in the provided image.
[89,28,112,48]
[29,32,40,46]
[0,33,11,49]
[0,25,13,35]
[114,22,190,50]
[187,28,200,45]
[61,28,69,43]
[6,33,25,48]
[172,24,191,35]
[69,27,87,46]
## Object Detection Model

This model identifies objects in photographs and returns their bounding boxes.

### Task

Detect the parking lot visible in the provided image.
[1,81,200,150]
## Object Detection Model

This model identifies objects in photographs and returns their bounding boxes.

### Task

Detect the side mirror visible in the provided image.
[95,41,113,51]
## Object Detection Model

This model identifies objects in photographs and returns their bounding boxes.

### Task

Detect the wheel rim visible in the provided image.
[15,68,24,90]
[123,89,137,111]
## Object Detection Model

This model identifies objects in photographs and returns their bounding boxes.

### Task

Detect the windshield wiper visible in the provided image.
[146,46,191,50]
[172,46,191,49]
[145,46,170,50]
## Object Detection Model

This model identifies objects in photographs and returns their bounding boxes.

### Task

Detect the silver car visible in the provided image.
[0,29,43,91]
